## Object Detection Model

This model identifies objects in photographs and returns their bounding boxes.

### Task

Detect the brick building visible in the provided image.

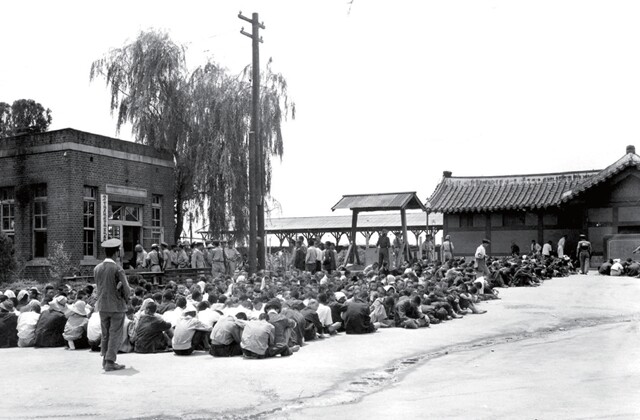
[0,128,175,277]
[427,146,640,266]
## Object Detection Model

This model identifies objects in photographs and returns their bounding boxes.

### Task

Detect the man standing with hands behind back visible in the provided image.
[94,238,131,372]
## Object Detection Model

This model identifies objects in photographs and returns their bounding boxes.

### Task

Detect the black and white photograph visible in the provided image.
[1,1,639,419]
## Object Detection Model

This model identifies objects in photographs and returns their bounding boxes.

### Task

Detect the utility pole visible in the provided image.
[239,11,265,274]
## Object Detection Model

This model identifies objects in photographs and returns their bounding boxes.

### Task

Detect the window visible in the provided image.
[33,184,47,258]
[504,212,526,226]
[109,204,140,222]
[152,195,162,227]
[0,187,15,241]
[83,187,97,257]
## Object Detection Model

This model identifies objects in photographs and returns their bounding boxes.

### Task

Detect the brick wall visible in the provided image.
[0,129,175,281]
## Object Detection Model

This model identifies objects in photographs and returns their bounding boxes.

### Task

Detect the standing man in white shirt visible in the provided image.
[557,235,567,258]
[475,239,491,277]
[541,241,553,260]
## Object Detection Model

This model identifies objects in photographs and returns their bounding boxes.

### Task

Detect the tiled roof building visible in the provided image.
[426,146,640,265]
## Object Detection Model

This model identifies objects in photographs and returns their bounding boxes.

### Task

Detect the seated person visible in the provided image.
[0,300,18,348]
[17,300,41,347]
[281,303,306,347]
[265,299,298,353]
[34,296,68,348]
[63,301,90,350]
[134,301,173,353]
[196,301,222,328]
[610,259,624,276]
[343,291,378,334]
[210,313,247,357]
[369,293,393,328]
[317,293,342,334]
[458,284,486,314]
[625,259,640,277]
[329,293,347,332]
[172,304,213,355]
[241,314,292,359]
[87,311,102,351]
[156,290,176,315]
[301,299,324,341]
[598,259,613,275]
[394,292,429,329]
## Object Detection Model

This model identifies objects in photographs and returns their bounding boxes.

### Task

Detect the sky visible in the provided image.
[3,0,640,225]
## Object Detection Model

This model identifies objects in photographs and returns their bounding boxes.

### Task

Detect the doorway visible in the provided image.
[122,226,142,269]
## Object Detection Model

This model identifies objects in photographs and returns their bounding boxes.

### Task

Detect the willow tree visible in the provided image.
[90,30,294,243]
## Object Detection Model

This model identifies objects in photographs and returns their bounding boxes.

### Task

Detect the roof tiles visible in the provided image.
[427,148,640,213]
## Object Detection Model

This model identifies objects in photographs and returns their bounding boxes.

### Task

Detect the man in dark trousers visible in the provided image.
[94,238,131,372]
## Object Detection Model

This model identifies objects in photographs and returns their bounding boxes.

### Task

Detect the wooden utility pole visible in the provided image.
[239,11,265,274]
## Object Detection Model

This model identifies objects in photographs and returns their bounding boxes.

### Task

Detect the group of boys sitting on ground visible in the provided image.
[0,251,579,355]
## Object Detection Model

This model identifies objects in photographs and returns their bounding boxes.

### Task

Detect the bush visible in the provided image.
[0,232,17,283]
[48,241,77,283]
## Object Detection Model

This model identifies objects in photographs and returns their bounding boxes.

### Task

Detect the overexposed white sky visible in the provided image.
[2,0,640,221]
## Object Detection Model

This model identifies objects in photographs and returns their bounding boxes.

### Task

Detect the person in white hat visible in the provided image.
[94,238,131,371]
[63,300,89,350]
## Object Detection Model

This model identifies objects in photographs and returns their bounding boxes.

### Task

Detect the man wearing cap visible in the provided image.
[145,244,163,274]
[191,242,205,269]
[442,235,454,262]
[376,229,391,267]
[176,243,189,268]
[224,240,241,276]
[576,234,592,275]
[475,239,491,277]
[133,244,147,269]
[210,241,225,277]
[94,238,131,371]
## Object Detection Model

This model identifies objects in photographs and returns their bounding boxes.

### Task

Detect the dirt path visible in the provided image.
[2,273,639,420]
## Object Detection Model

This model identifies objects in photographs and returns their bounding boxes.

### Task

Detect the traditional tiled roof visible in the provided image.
[560,151,640,203]
[332,192,427,212]
[427,146,639,213]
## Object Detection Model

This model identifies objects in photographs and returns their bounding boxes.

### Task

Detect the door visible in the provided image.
[122,226,141,269]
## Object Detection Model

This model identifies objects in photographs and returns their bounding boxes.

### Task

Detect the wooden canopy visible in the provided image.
[332,192,427,265]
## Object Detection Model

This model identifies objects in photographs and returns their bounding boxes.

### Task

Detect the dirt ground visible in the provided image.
[2,272,639,420]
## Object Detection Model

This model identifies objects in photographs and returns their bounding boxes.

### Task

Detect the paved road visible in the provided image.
[2,273,639,419]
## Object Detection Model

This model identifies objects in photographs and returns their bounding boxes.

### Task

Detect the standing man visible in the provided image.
[211,241,225,277]
[376,229,391,267]
[442,235,454,262]
[176,242,189,268]
[392,234,403,269]
[305,239,318,273]
[145,243,163,285]
[557,235,567,258]
[475,239,491,277]
[94,238,130,372]
[542,241,553,260]
[531,240,542,257]
[160,242,171,271]
[191,242,205,269]
[224,240,241,276]
[576,234,592,275]
[422,235,435,263]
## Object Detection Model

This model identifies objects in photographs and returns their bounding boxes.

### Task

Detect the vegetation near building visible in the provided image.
[90,29,295,244]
